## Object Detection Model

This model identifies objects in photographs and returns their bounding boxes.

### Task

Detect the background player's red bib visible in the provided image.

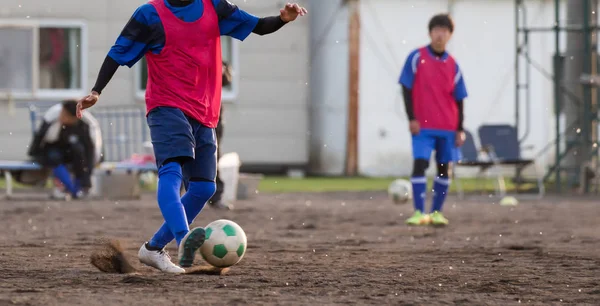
[412,47,458,131]
[145,0,222,128]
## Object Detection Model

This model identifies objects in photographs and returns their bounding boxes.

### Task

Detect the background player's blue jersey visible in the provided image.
[109,0,259,67]
[399,46,469,101]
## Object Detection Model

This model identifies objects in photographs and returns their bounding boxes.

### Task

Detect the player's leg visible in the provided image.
[177,122,218,266]
[146,165,213,265]
[146,157,190,246]
[64,142,92,197]
[208,118,232,210]
[139,107,195,273]
[430,161,450,225]
[52,165,78,196]
[406,132,434,225]
[147,123,217,268]
[149,186,214,268]
[40,147,79,197]
[430,132,455,226]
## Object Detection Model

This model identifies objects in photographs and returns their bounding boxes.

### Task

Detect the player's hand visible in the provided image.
[280,3,307,22]
[455,131,466,147]
[409,120,420,135]
[77,91,99,119]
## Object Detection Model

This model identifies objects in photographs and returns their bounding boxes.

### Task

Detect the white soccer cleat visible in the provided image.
[138,243,186,274]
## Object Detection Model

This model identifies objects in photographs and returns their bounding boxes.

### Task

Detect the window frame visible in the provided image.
[134,36,240,103]
[0,19,88,100]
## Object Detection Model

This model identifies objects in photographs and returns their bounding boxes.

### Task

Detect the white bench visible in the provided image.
[0,160,157,199]
[0,161,44,197]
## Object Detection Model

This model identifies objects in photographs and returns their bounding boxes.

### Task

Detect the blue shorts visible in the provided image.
[412,129,461,164]
[147,107,217,182]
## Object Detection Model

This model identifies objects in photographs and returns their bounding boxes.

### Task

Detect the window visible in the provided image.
[39,27,82,91]
[135,36,239,101]
[0,20,87,99]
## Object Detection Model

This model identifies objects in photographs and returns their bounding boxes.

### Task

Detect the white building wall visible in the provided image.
[308,0,350,175]
[223,0,310,168]
[358,0,568,177]
[0,0,310,169]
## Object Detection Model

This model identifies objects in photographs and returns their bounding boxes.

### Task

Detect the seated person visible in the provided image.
[28,100,98,199]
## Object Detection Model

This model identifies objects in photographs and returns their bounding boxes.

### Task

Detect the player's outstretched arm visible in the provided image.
[218,1,306,40]
[278,3,307,23]
[455,99,465,146]
[402,86,420,135]
[252,16,287,36]
[252,3,307,35]
[77,4,159,118]
[453,64,468,145]
[77,56,119,118]
[399,50,421,135]
[401,85,416,121]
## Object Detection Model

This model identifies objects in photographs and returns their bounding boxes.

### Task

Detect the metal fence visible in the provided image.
[28,103,150,162]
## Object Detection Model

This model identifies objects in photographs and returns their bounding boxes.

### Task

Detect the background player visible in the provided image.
[399,14,468,226]
[182,61,233,210]
[207,61,233,210]
[77,0,306,273]
[28,100,97,200]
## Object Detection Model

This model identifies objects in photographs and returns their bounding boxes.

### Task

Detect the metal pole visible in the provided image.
[515,0,532,145]
[581,0,598,193]
[518,25,600,32]
[564,0,587,190]
[522,27,531,143]
[582,0,590,193]
[591,0,598,193]
[553,0,561,192]
[515,0,523,143]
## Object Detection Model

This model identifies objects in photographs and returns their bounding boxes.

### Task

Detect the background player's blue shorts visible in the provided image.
[147,107,217,182]
[412,129,460,164]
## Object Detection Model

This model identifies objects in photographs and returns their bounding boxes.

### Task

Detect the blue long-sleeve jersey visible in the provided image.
[108,0,259,68]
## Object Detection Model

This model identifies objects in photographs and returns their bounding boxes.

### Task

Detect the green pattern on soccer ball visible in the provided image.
[236,243,245,257]
[222,224,236,236]
[205,227,213,239]
[213,244,228,259]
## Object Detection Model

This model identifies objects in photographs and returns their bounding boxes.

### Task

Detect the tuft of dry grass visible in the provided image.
[90,239,137,274]
[90,238,228,276]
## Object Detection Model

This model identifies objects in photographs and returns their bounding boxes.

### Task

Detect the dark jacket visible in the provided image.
[28,118,96,172]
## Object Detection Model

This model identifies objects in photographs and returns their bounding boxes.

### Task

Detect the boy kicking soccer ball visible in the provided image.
[77,0,307,273]
[398,14,468,226]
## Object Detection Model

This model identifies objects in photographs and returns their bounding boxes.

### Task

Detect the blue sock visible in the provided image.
[411,177,427,213]
[53,165,78,196]
[432,177,450,212]
[149,162,189,247]
[149,180,216,249]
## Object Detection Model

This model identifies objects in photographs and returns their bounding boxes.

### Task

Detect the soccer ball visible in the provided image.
[388,179,412,204]
[499,196,518,206]
[139,171,156,189]
[199,219,247,268]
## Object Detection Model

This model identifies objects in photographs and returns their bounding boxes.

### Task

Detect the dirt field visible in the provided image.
[1,191,599,305]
